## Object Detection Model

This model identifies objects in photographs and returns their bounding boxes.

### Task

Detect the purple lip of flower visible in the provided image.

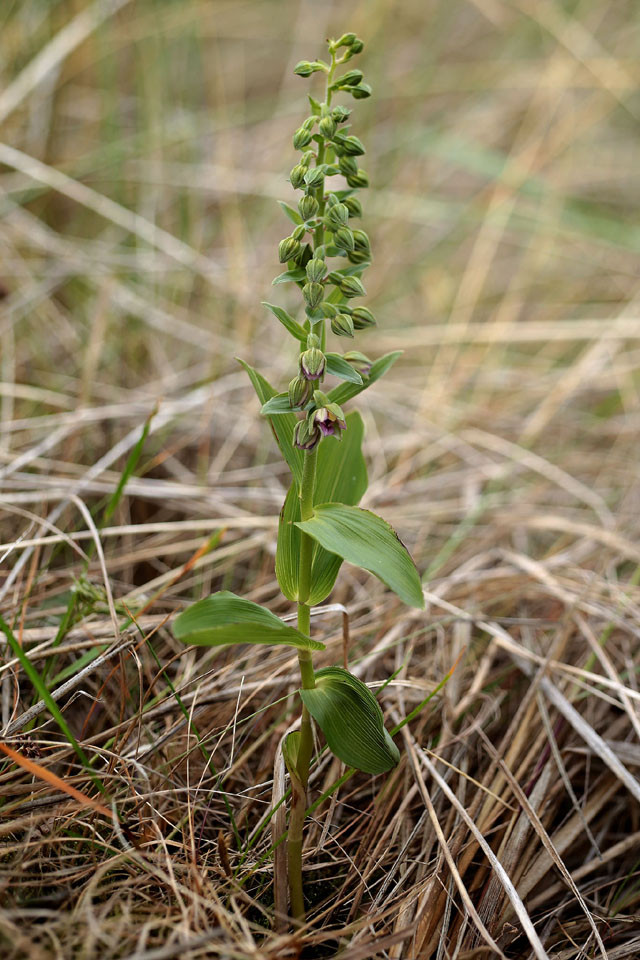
[302,367,323,380]
[314,408,346,437]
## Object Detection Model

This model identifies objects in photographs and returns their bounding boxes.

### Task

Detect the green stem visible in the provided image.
[287,47,338,923]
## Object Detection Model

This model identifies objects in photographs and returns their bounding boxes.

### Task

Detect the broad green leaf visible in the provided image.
[278,201,303,226]
[276,413,368,603]
[262,302,306,342]
[172,591,324,651]
[328,351,402,406]
[296,503,424,609]
[237,359,303,487]
[325,353,363,385]
[300,667,400,774]
[261,394,297,416]
[272,268,306,285]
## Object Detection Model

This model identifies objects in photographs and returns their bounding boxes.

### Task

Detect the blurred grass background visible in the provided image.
[2,1,640,958]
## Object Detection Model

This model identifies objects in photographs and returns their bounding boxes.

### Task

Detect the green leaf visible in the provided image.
[325,353,363,385]
[276,413,368,604]
[237,359,303,487]
[328,351,402,406]
[260,394,297,416]
[172,591,324,651]
[278,201,303,226]
[300,667,400,774]
[262,302,306,342]
[272,268,306,285]
[296,503,424,609]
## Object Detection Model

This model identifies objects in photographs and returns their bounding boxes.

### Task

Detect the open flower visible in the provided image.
[313,402,347,439]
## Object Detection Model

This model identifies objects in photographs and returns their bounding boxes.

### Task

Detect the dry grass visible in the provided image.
[1,0,640,957]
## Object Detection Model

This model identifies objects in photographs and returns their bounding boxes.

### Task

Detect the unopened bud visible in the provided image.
[326,202,349,227]
[346,248,371,264]
[352,306,376,329]
[288,375,312,408]
[279,237,301,263]
[301,116,316,131]
[290,164,307,188]
[294,60,317,77]
[338,275,366,298]
[303,281,324,310]
[346,169,369,188]
[333,133,365,156]
[318,116,337,139]
[300,347,325,381]
[319,301,338,318]
[344,350,372,376]
[350,39,364,54]
[293,127,313,150]
[306,333,321,348]
[304,166,325,188]
[292,224,306,241]
[335,69,363,88]
[331,313,355,338]
[343,196,363,217]
[339,155,358,177]
[301,150,315,167]
[350,82,372,99]
[325,193,339,209]
[293,416,321,451]
[352,229,370,252]
[306,258,327,282]
[332,105,351,123]
[335,32,357,47]
[298,194,319,220]
[334,226,355,251]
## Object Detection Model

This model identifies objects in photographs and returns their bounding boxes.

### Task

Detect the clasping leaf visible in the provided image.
[300,667,400,774]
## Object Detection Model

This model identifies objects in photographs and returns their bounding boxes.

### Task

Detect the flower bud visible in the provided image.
[346,169,369,189]
[343,196,363,217]
[293,127,313,150]
[325,193,339,209]
[335,32,357,47]
[293,416,321,451]
[291,225,305,241]
[300,347,325,381]
[352,229,370,252]
[306,333,321,348]
[318,116,337,139]
[301,116,316,132]
[319,301,338,318]
[326,202,349,227]
[333,133,365,156]
[335,69,363,87]
[338,275,366,298]
[334,226,355,251]
[278,237,301,263]
[306,258,327,282]
[352,306,376,329]
[288,375,312,408]
[303,281,324,310]
[304,166,325,188]
[339,155,358,177]
[290,164,307,188]
[346,247,371,264]
[331,313,355,338]
[331,105,351,123]
[350,39,364,54]
[343,350,372,376]
[294,61,318,77]
[298,194,319,221]
[301,150,315,167]
[350,82,372,99]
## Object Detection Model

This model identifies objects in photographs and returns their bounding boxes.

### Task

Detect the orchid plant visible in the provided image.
[172,33,424,921]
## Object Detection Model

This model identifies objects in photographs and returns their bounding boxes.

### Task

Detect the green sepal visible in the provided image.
[295,503,424,609]
[262,302,307,342]
[276,412,368,603]
[237,359,303,487]
[172,591,324,651]
[300,667,400,774]
[325,353,363,385]
[278,201,303,226]
[327,350,402,406]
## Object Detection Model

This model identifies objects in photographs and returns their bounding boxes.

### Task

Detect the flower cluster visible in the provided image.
[271,33,376,452]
